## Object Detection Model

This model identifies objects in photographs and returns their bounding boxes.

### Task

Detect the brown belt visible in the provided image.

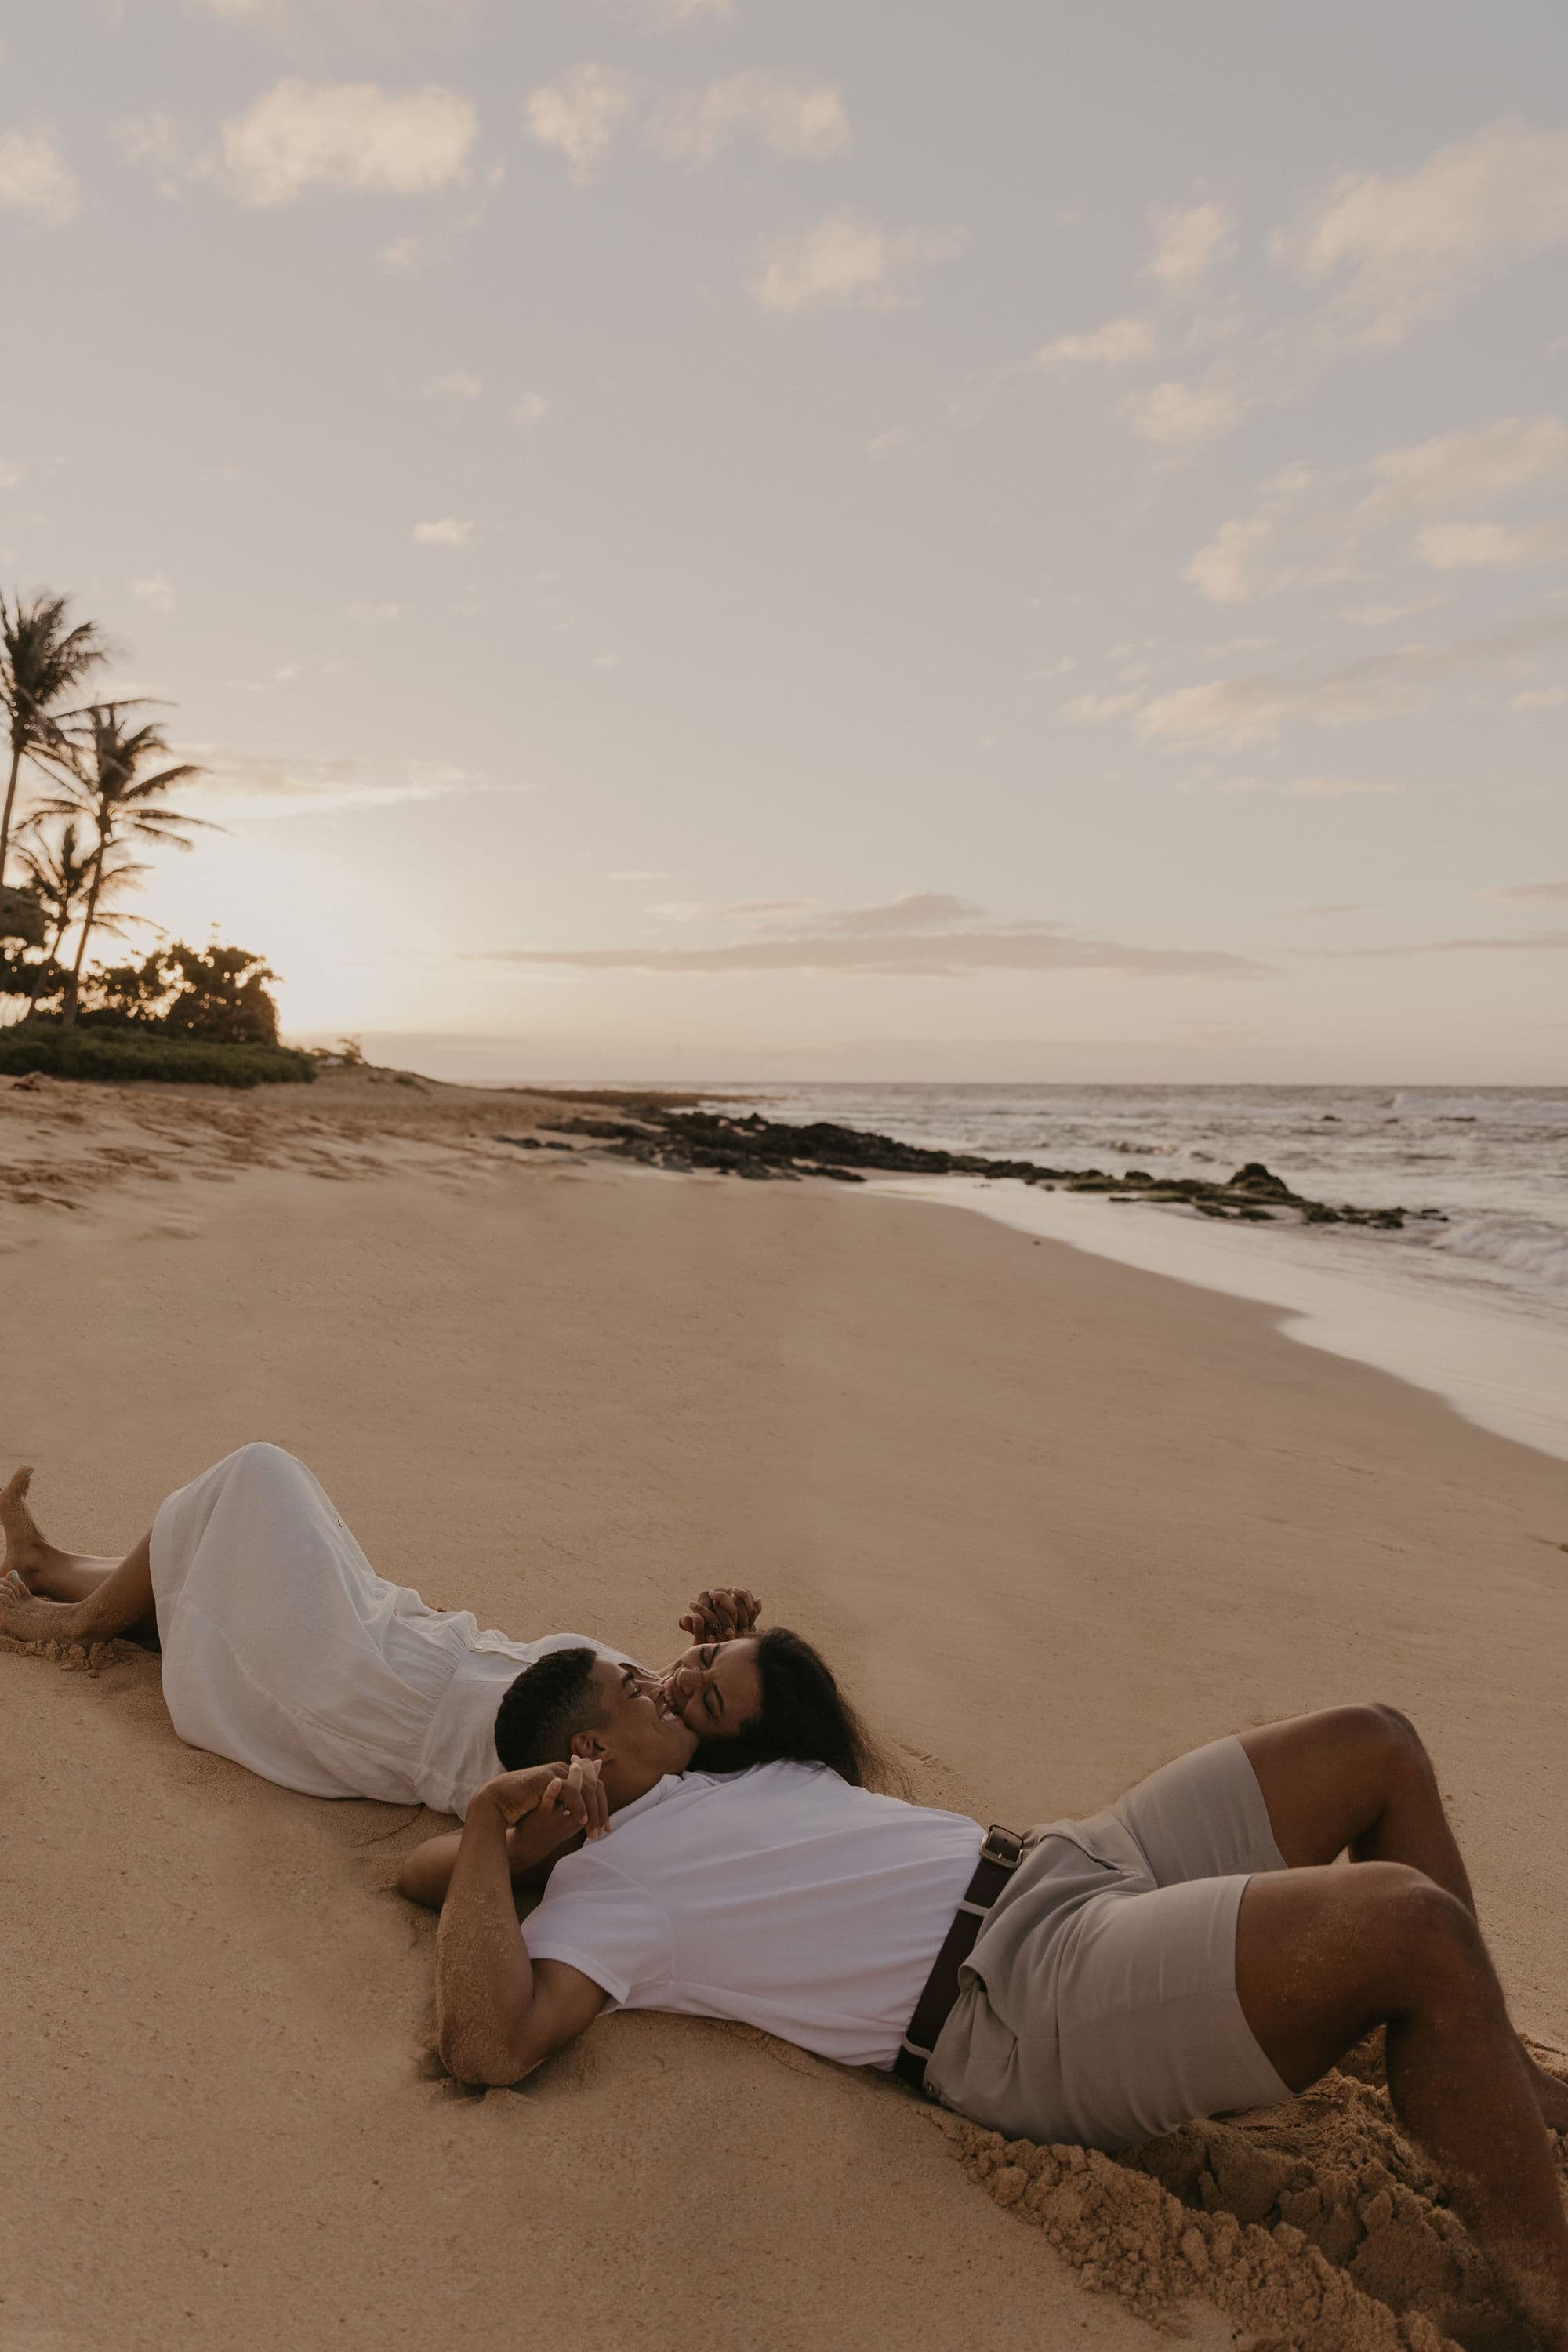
[895,1824,1025,2096]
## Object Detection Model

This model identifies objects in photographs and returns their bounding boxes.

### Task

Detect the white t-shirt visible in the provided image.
[525,1761,982,2070]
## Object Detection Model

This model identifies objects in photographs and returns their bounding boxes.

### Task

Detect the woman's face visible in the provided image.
[659,1638,764,1740]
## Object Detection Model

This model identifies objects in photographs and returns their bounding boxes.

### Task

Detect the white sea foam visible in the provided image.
[1421,1212,1568,1295]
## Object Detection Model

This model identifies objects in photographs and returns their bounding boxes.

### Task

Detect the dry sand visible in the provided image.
[2,1066,1566,2352]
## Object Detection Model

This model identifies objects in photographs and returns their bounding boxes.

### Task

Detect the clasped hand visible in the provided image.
[679,1585,761,1642]
[471,1755,611,1842]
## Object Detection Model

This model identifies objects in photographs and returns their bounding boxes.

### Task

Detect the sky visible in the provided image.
[2,0,1566,1083]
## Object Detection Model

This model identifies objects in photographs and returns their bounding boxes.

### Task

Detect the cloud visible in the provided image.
[1033,316,1156,372]
[1482,877,1568,902]
[1353,928,1568,956]
[750,212,964,317]
[648,71,849,163]
[625,0,731,22]
[114,111,191,198]
[649,895,808,924]
[1184,465,1326,604]
[1120,377,1241,448]
[514,392,549,427]
[782,891,979,935]
[1136,610,1568,745]
[1342,596,1445,629]
[1018,129,1568,453]
[1272,119,1568,348]
[478,891,1264,979]
[433,369,482,398]
[412,516,473,546]
[0,129,77,220]
[189,746,366,798]
[1513,685,1566,709]
[524,65,633,185]
[184,0,487,41]
[1203,775,1401,798]
[221,80,475,205]
[1188,416,1568,604]
[1358,414,1568,518]
[1417,518,1568,571]
[347,600,401,622]
[0,462,20,489]
[1065,691,1142,721]
[183,743,518,817]
[130,573,176,612]
[1143,198,1234,294]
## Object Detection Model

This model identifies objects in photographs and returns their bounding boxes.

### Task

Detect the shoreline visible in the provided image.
[5,1068,1568,2350]
[877,1173,1568,1468]
[507,1088,1568,1466]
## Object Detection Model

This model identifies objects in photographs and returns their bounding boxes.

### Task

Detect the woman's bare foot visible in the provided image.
[0,1566,91,1646]
[2,1467,119,1600]
[1,1467,54,1584]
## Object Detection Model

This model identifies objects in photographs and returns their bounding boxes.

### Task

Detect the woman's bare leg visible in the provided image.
[0,1469,156,1645]
[1240,1704,1568,2132]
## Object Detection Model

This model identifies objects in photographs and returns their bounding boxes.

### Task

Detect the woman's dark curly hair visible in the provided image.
[691,1624,901,1793]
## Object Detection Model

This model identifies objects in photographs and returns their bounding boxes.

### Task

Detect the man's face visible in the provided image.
[582,1655,699,1779]
[659,1639,764,1740]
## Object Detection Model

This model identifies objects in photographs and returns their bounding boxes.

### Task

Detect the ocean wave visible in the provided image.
[1407,1213,1568,1296]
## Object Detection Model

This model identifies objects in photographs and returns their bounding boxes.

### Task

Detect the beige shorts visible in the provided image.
[924,1735,1292,2151]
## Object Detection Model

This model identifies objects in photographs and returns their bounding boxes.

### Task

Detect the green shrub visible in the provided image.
[0,1028,316,1090]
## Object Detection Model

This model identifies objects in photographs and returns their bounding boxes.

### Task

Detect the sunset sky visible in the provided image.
[4,0,1566,1080]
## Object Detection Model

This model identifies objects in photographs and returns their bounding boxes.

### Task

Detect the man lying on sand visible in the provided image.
[414,1646,1568,2350]
[0,1443,817,1811]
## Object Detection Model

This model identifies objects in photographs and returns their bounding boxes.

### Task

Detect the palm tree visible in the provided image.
[0,592,111,890]
[31,703,206,1028]
[12,819,148,1022]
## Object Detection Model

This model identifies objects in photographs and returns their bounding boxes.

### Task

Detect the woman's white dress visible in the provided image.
[149,1443,630,1817]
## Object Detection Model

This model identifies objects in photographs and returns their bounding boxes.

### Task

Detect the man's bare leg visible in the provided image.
[1241,1704,1568,2132]
[0,1470,156,1645]
[1236,1864,1568,2351]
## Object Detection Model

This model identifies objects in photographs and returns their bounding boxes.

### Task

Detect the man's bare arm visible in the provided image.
[434,1762,608,2085]
[398,1810,583,1911]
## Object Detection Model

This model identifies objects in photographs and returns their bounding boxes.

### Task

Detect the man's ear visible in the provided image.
[570,1728,609,1762]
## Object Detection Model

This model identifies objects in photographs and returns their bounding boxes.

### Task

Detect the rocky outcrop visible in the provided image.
[521,1109,1436,1232]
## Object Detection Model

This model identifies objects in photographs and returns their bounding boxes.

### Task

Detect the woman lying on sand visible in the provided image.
[0,1442,826,1817]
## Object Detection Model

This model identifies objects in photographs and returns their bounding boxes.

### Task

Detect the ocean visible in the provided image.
[694,1084,1568,1461]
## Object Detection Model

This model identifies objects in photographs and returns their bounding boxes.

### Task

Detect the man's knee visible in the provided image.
[1343,1700,1432,1780]
[1356,1861,1486,1990]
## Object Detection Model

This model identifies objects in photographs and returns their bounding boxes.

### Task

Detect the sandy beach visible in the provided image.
[4,1066,1566,2352]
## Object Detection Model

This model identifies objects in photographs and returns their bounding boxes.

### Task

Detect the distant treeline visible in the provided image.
[0,586,289,1066]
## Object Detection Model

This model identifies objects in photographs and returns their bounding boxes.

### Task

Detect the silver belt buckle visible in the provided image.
[980,1824,1024,1871]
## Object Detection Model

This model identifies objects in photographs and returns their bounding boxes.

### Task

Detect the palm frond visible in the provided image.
[0,593,113,750]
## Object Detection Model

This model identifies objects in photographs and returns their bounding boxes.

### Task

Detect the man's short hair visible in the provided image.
[493,1646,605,1772]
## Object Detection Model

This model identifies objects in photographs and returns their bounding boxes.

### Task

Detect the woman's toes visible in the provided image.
[0,1570,71,1643]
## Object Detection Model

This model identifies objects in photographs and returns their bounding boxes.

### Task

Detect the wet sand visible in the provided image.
[2,1066,1566,2351]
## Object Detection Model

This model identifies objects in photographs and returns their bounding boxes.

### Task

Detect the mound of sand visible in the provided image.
[946,2040,1568,2350]
[0,1628,130,1673]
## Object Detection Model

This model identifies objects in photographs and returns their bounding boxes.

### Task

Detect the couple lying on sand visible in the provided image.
[5,1442,1567,2347]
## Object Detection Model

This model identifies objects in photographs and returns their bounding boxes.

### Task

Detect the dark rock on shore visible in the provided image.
[517,1107,1438,1234]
